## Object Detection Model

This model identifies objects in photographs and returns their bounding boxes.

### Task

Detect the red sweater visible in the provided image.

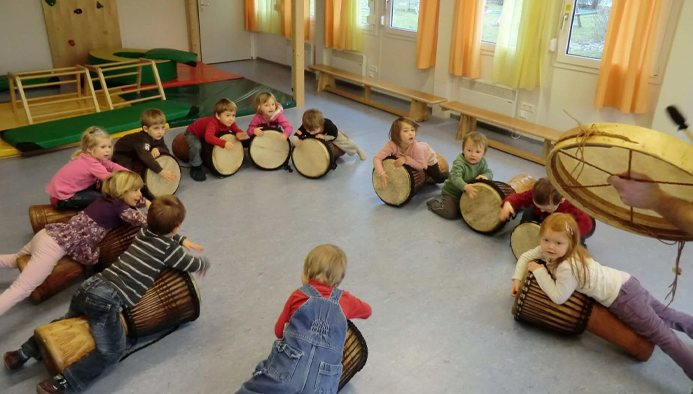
[503,190,594,237]
[274,281,372,338]
[187,116,244,148]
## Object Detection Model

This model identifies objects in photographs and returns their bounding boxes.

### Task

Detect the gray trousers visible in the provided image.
[427,192,461,220]
[184,131,203,167]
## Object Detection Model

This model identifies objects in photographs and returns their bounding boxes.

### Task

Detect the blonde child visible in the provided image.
[427,132,493,219]
[374,117,448,190]
[499,178,595,243]
[46,127,129,210]
[291,109,366,160]
[236,245,371,394]
[113,108,177,181]
[246,92,293,140]
[0,171,149,317]
[511,213,693,381]
[4,195,209,393]
[184,98,247,181]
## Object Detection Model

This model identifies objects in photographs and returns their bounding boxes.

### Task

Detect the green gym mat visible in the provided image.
[119,79,297,128]
[2,100,194,152]
[144,48,197,67]
[0,75,59,94]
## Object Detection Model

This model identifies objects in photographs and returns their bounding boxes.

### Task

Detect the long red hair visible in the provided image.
[540,213,592,287]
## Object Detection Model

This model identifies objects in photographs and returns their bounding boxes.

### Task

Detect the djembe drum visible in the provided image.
[33,269,201,375]
[339,320,368,391]
[459,174,536,235]
[510,221,541,259]
[249,130,291,171]
[291,138,345,179]
[372,157,428,207]
[131,153,181,199]
[16,256,84,303]
[172,132,190,163]
[92,222,141,272]
[200,132,245,177]
[513,270,654,361]
[29,205,79,234]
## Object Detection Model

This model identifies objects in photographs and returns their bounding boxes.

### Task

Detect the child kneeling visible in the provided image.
[236,245,371,394]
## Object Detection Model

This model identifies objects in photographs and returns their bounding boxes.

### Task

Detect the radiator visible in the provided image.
[458,78,517,118]
[331,50,366,76]
[285,41,314,70]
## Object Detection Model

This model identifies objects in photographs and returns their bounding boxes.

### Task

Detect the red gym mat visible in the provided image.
[124,62,242,91]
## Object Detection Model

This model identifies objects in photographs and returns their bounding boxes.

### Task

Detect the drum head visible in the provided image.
[460,181,508,234]
[292,139,332,179]
[249,130,291,170]
[372,159,414,207]
[547,123,693,241]
[144,154,181,197]
[212,134,244,176]
[510,222,541,259]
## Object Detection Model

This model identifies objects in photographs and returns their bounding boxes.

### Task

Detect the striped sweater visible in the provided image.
[98,228,210,308]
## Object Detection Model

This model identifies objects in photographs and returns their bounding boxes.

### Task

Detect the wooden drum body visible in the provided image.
[132,153,181,199]
[339,320,368,391]
[460,180,515,234]
[201,132,244,177]
[510,221,541,259]
[17,256,84,303]
[292,139,343,179]
[507,173,536,194]
[29,205,78,234]
[249,130,291,171]
[92,223,140,272]
[372,157,427,207]
[172,132,190,163]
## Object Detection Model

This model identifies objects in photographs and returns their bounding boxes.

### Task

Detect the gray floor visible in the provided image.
[1,59,692,394]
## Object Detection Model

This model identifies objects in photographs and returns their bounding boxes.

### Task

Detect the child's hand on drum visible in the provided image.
[394,156,407,167]
[160,170,177,182]
[380,174,389,189]
[499,202,515,221]
[151,148,161,159]
[527,261,542,272]
[476,175,488,180]
[236,131,249,141]
[279,133,288,140]
[254,127,265,136]
[294,139,303,147]
[224,141,235,151]
[510,279,521,297]
[315,134,325,140]
[464,184,478,199]
[182,239,204,252]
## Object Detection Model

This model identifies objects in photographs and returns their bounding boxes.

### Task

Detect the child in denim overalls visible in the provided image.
[237,244,372,394]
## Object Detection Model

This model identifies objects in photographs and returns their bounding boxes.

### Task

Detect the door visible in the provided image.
[198,0,252,63]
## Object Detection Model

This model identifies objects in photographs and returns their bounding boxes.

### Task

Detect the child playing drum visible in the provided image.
[247,92,293,140]
[236,244,371,394]
[427,132,493,219]
[291,109,366,160]
[3,195,210,394]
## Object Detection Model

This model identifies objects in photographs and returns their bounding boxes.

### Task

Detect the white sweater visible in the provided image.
[512,246,624,307]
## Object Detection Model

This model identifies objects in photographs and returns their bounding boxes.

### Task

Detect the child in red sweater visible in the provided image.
[499,177,596,244]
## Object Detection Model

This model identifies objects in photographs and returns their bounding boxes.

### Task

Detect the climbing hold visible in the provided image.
[74,8,82,14]
[103,30,108,35]
[68,39,76,47]
[96,1,103,9]
[44,0,56,6]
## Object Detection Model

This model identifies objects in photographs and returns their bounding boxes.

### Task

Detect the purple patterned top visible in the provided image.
[45,197,147,265]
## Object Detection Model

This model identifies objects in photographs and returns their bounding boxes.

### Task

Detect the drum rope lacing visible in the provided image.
[555,112,689,304]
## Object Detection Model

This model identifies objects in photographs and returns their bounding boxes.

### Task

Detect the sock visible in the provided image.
[51,374,69,390]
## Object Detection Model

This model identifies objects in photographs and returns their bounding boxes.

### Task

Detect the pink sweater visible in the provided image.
[46,154,129,200]
[247,104,293,137]
[373,140,437,175]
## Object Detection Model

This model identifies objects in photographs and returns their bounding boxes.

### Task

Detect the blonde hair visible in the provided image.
[140,109,166,128]
[71,127,112,160]
[540,213,591,288]
[389,117,419,147]
[147,195,186,235]
[532,178,563,206]
[462,132,488,153]
[302,109,325,131]
[303,244,347,287]
[214,98,237,115]
[101,171,143,200]
[255,92,277,114]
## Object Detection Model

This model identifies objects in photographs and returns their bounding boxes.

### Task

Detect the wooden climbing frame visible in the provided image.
[84,59,166,110]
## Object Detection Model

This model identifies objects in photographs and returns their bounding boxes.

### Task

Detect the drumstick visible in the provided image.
[666,105,693,142]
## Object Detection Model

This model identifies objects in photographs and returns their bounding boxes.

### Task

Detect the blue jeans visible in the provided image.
[56,184,101,210]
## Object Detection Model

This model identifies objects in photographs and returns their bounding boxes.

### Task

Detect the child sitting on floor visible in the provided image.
[291,109,366,160]
[247,92,293,140]
[3,195,209,394]
[427,132,493,219]
[46,127,129,210]
[236,244,371,394]
[0,171,149,317]
[112,108,177,182]
[184,98,248,181]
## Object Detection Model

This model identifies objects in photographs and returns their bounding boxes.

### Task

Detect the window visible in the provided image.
[361,0,370,25]
[481,0,502,44]
[390,0,418,32]
[310,0,315,17]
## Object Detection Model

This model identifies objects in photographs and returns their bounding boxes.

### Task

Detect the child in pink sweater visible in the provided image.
[373,117,448,190]
[46,127,129,210]
[246,92,293,139]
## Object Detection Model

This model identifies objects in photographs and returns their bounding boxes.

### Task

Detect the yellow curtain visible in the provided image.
[448,0,483,78]
[244,0,311,40]
[325,0,363,52]
[594,0,663,114]
[491,0,560,90]
[416,0,440,69]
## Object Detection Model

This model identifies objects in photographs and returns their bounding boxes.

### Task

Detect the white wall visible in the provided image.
[118,0,189,51]
[0,0,53,75]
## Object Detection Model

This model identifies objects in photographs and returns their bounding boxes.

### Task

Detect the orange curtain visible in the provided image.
[416,0,440,69]
[244,0,311,40]
[325,0,363,52]
[448,0,483,78]
[280,0,311,40]
[594,0,663,114]
[245,0,258,31]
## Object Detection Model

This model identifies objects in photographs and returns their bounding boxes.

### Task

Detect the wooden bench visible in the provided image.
[441,101,563,165]
[308,64,446,122]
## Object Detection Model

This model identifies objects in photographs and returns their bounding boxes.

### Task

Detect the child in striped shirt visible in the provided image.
[3,195,210,394]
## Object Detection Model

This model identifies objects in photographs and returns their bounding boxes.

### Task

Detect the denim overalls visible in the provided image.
[237,285,347,394]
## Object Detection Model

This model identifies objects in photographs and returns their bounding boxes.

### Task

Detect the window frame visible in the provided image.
[383,0,418,42]
[361,0,376,35]
[480,0,501,53]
